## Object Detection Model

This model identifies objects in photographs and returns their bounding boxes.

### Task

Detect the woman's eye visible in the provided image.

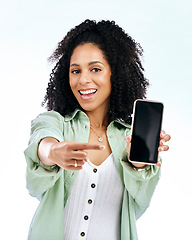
[92,68,101,73]
[71,69,80,74]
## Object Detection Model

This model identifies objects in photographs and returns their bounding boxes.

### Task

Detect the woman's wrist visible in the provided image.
[131,163,146,168]
[128,161,147,170]
[38,137,59,166]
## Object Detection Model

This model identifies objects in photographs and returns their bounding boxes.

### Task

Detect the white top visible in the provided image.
[64,154,124,240]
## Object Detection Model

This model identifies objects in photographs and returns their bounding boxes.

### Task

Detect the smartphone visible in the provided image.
[129,99,164,165]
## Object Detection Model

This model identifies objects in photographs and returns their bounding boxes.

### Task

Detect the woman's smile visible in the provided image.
[78,88,97,100]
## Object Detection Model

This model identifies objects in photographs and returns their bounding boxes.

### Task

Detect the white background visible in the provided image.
[0,0,192,239]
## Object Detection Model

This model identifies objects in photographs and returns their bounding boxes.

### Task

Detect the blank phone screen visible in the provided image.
[130,100,163,164]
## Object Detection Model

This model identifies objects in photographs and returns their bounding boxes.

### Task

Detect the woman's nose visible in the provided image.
[79,71,91,84]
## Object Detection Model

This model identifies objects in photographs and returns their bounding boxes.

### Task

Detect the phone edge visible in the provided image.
[128,99,164,166]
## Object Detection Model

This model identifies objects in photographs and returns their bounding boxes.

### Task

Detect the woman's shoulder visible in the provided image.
[32,109,83,124]
[30,111,65,132]
[32,110,64,124]
[36,110,63,119]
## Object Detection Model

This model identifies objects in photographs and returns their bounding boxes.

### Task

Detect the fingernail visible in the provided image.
[161,132,165,137]
[159,147,164,152]
[99,145,105,150]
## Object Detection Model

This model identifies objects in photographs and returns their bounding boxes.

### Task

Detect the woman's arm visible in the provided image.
[120,130,171,218]
[24,111,104,199]
[24,111,65,199]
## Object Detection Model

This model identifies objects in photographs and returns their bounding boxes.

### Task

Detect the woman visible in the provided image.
[24,20,171,240]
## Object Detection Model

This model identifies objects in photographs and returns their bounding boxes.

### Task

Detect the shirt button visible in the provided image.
[93,168,97,173]
[91,183,96,188]
[84,215,89,220]
[80,232,85,237]
[88,199,92,204]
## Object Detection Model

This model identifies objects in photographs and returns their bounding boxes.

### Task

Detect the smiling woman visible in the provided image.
[69,43,111,114]
[24,19,171,240]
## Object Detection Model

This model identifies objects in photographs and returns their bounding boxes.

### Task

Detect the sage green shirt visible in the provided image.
[24,109,161,240]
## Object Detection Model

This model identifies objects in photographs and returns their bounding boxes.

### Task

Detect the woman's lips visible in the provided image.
[78,89,97,100]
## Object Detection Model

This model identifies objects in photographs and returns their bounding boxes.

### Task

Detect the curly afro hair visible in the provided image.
[42,19,149,123]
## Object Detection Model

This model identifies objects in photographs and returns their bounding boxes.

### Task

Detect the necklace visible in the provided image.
[90,126,105,142]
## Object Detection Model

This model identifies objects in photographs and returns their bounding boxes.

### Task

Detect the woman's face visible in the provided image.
[69,43,111,113]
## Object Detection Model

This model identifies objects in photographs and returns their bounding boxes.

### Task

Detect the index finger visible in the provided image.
[71,142,105,151]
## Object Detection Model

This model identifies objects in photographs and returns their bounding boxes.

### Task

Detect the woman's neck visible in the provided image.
[85,109,109,130]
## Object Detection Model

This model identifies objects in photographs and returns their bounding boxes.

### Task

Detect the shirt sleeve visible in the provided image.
[24,111,65,200]
[120,150,161,219]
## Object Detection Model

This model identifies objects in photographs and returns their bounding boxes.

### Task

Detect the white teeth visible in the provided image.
[79,89,97,95]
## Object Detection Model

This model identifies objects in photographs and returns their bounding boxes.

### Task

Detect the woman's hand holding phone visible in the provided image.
[125,130,171,168]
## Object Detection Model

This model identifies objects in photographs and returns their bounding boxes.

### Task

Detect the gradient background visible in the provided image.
[1,0,191,239]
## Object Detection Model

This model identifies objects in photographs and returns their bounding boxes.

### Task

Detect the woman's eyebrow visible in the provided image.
[70,61,104,68]
[88,61,104,66]
[70,63,79,68]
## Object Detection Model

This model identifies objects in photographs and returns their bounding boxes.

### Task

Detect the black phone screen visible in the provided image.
[130,100,164,164]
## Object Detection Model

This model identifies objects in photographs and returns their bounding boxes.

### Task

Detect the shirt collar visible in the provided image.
[64,109,88,122]
[64,109,131,129]
[110,118,131,129]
